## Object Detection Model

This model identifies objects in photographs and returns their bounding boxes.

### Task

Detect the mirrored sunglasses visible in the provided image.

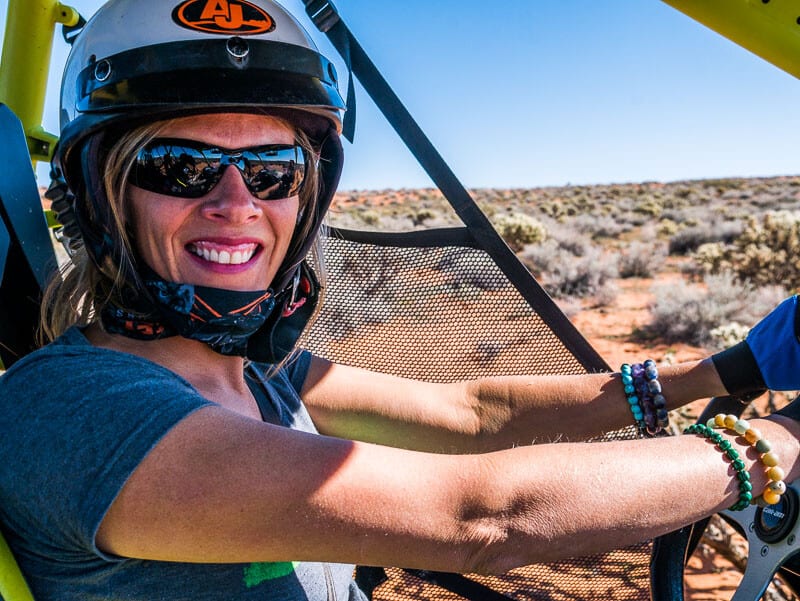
[129,138,307,201]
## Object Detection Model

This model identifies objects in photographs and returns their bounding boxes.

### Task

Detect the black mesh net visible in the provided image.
[302,228,651,600]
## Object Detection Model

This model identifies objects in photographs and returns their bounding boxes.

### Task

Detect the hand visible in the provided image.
[712,295,800,393]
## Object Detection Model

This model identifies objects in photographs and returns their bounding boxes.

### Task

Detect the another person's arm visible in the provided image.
[301,356,725,452]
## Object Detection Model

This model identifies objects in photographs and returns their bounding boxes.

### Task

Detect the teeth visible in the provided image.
[191,243,256,265]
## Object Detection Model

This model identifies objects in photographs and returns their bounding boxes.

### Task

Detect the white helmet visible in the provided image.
[57,0,343,169]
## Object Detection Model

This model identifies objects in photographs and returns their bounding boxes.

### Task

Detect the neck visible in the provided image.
[85,323,250,395]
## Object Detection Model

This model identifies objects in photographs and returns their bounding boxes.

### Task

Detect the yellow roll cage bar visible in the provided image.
[0,0,79,164]
[663,0,800,80]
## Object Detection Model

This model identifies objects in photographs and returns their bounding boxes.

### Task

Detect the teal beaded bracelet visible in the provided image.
[620,364,645,435]
[684,423,753,511]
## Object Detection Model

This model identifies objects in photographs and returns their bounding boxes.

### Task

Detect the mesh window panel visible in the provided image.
[303,230,650,600]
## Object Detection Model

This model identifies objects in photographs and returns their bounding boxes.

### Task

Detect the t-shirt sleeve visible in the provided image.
[0,346,213,561]
[285,349,313,394]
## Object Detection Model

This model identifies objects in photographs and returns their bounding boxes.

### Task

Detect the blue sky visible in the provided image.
[3,0,800,190]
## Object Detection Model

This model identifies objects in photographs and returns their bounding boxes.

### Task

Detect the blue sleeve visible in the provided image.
[0,344,213,561]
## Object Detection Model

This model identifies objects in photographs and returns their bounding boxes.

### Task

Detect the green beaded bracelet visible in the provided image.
[684,423,753,511]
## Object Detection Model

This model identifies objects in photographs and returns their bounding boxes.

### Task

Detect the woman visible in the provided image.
[1,0,799,599]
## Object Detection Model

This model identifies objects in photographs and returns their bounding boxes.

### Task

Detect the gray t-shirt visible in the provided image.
[0,327,367,600]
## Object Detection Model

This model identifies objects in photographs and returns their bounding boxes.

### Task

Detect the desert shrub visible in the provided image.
[570,213,629,239]
[633,199,663,218]
[709,322,750,350]
[520,240,618,302]
[555,235,591,258]
[692,211,800,290]
[492,212,547,251]
[657,219,679,237]
[408,208,438,227]
[544,222,592,256]
[617,211,649,228]
[358,209,381,226]
[618,241,667,278]
[668,221,744,255]
[643,272,786,347]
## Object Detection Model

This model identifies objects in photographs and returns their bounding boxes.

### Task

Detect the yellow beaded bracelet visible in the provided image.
[707,413,786,506]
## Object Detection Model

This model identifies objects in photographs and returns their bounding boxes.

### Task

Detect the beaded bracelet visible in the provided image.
[621,360,670,436]
[684,423,753,511]
[632,363,657,433]
[707,414,786,506]
[620,364,645,435]
[643,359,670,432]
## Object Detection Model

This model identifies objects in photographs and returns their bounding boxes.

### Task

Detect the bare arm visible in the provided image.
[96,406,800,574]
[302,356,728,452]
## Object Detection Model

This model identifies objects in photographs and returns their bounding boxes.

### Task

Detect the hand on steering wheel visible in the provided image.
[651,393,800,601]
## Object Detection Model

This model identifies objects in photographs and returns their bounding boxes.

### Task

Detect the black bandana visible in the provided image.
[101,261,319,362]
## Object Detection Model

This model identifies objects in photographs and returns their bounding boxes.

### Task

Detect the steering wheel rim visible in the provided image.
[650,394,800,601]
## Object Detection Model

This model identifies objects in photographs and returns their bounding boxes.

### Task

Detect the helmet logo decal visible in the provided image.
[173,0,276,35]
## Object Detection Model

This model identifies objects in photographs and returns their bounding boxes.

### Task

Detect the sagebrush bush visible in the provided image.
[618,240,667,278]
[520,240,618,303]
[358,209,381,226]
[545,222,592,256]
[492,212,548,251]
[668,221,744,256]
[657,219,679,237]
[644,272,787,347]
[570,213,629,239]
[691,211,800,290]
[633,199,663,218]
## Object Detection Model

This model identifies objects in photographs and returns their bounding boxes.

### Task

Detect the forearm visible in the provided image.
[467,358,729,451]
[467,414,800,572]
[305,357,729,454]
[96,404,800,574]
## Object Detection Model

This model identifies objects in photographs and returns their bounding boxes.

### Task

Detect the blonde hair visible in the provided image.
[40,114,325,345]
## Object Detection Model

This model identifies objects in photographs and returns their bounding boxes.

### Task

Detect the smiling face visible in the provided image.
[125,113,300,292]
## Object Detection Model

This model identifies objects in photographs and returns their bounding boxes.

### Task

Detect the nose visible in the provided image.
[200,166,262,224]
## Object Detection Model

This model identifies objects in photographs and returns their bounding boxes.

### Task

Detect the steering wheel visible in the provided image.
[651,394,800,601]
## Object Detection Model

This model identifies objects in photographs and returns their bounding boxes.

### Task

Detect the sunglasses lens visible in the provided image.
[132,142,219,198]
[243,147,306,201]
[131,140,306,201]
